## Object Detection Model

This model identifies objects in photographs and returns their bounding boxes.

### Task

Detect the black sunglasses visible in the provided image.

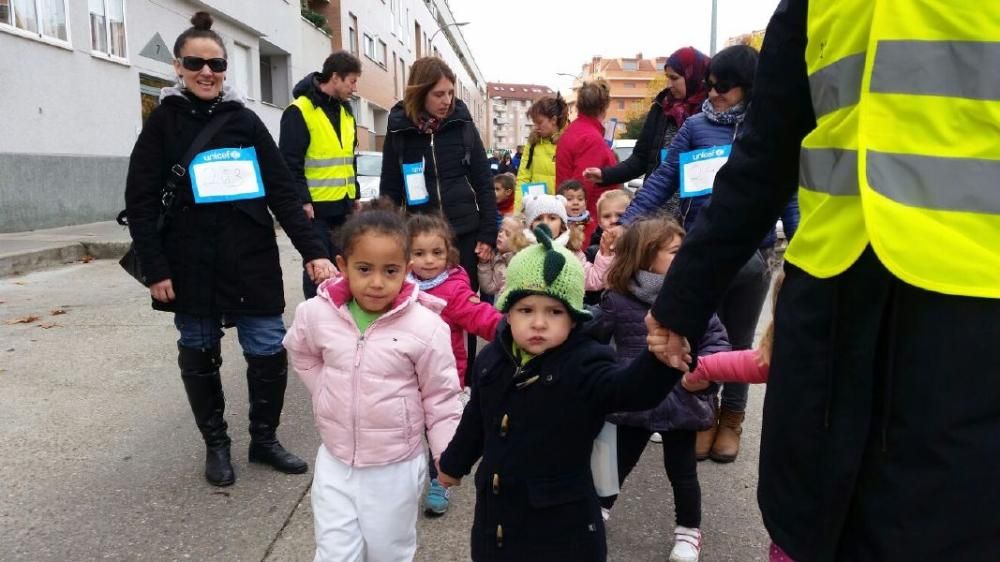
[705,79,738,94]
[180,56,228,73]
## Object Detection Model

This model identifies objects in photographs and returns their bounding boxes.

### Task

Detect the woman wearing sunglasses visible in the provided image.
[618,45,775,467]
[124,11,334,487]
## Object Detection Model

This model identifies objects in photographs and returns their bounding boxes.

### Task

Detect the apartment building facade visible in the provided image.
[486,82,555,152]
[0,0,487,232]
[309,0,488,151]
[565,53,667,137]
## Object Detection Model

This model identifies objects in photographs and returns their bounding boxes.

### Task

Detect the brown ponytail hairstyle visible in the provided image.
[576,80,611,118]
[527,94,569,145]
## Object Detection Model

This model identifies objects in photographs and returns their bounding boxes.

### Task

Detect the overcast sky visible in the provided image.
[446,0,781,92]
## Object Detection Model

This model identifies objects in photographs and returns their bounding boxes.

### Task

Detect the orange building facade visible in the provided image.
[565,53,667,138]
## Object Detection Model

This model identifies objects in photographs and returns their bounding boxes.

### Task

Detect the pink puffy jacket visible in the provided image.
[420,267,502,386]
[283,277,463,468]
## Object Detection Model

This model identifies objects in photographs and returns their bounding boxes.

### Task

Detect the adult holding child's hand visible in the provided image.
[123,11,329,487]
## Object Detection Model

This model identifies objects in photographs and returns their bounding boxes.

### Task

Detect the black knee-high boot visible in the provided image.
[178,344,235,486]
[245,350,308,474]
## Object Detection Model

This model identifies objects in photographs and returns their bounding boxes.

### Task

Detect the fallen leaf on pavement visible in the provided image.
[14,281,27,285]
[5,315,40,325]
[81,255,95,263]
[36,322,62,329]
[50,309,67,315]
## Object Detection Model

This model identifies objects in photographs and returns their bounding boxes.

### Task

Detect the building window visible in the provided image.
[377,39,387,67]
[624,82,635,88]
[231,42,252,99]
[89,0,126,59]
[617,100,625,109]
[259,40,290,105]
[1,0,68,42]
[623,60,638,71]
[348,13,358,56]
[363,33,376,61]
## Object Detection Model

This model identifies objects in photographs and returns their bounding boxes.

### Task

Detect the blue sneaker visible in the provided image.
[424,478,450,516]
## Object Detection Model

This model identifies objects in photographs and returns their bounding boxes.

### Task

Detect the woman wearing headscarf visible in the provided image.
[619,46,773,464]
[583,47,711,219]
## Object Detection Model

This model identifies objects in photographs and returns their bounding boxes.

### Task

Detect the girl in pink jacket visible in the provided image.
[407,213,503,387]
[283,208,463,562]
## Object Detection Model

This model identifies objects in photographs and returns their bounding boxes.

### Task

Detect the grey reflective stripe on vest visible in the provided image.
[799,147,859,196]
[867,151,1000,213]
[809,53,866,118]
[305,157,354,167]
[871,40,1000,101]
[307,176,357,188]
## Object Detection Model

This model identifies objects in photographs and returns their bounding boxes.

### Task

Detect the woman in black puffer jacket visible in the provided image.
[124,12,334,488]
[380,57,498,289]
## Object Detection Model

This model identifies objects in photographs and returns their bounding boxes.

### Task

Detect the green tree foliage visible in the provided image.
[300,0,330,34]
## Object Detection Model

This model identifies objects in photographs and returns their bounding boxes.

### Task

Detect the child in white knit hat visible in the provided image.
[522,193,616,291]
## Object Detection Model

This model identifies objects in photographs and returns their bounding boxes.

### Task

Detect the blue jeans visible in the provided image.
[174,313,286,357]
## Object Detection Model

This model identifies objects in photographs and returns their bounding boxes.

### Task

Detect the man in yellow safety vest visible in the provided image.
[646,1,999,560]
[280,51,362,298]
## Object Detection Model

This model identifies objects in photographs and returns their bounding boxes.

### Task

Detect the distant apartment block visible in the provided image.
[486,82,556,152]
[565,53,667,137]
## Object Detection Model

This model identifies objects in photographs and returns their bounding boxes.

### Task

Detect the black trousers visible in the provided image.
[599,426,700,528]
[302,213,348,299]
[716,248,772,411]
[760,247,1000,561]
[455,231,480,367]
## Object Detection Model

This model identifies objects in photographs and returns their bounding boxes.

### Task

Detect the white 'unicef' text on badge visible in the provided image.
[679,144,732,198]
[189,147,266,204]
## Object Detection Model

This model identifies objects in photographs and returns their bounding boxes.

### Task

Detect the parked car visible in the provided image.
[356,151,382,202]
[611,139,643,193]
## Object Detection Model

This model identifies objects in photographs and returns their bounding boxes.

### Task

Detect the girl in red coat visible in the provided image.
[556,80,622,242]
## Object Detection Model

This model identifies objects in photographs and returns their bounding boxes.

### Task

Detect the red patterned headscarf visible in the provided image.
[662,47,711,127]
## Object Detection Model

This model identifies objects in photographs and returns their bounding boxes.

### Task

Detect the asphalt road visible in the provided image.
[0,235,770,561]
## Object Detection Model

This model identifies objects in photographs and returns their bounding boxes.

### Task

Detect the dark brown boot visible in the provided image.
[695,411,719,461]
[710,408,745,463]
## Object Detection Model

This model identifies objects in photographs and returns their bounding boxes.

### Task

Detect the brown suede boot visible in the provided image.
[695,411,719,461]
[710,408,745,463]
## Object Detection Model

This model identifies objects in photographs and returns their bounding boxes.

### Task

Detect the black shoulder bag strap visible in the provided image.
[160,111,237,223]
[461,120,475,168]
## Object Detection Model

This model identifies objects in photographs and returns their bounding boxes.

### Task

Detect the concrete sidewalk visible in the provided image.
[0,220,132,278]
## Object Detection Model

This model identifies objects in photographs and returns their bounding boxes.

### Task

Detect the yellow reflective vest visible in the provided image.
[290,96,357,203]
[787,0,999,298]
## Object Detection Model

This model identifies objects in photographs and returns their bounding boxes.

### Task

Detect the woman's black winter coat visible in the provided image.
[124,90,325,317]
[379,99,498,245]
[439,322,681,562]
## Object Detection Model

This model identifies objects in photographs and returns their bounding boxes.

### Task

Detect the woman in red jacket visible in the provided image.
[556,80,621,242]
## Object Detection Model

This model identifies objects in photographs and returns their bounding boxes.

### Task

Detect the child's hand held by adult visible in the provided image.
[681,373,710,392]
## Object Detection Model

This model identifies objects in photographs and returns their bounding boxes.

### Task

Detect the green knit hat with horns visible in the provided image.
[496,224,591,321]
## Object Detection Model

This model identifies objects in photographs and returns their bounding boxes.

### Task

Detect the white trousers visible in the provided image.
[312,444,426,562]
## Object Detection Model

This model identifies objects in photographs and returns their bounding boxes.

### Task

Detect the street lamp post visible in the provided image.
[710,0,718,55]
[429,21,470,47]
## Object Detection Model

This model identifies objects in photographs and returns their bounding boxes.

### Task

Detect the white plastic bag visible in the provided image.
[590,422,619,497]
